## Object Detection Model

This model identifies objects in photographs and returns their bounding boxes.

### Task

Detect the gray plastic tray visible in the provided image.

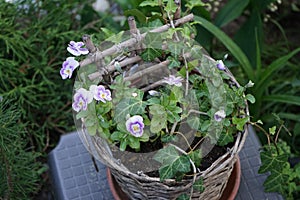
[48,127,283,200]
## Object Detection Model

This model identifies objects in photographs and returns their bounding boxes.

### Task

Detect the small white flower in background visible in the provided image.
[214,110,226,122]
[163,75,183,87]
[0,96,3,102]
[216,60,226,70]
[148,90,160,96]
[126,115,144,137]
[72,88,93,112]
[89,85,112,103]
[67,41,89,56]
[132,92,138,97]
[60,57,79,79]
[245,80,255,88]
[93,0,110,12]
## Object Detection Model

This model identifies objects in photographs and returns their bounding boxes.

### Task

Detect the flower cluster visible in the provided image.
[72,85,112,112]
[60,41,89,79]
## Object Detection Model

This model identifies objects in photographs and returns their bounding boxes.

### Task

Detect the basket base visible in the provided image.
[107,157,241,200]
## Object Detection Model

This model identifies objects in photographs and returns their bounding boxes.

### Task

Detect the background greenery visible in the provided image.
[0,0,299,199]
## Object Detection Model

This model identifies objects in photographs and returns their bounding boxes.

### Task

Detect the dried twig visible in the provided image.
[123,60,170,82]
[80,14,194,67]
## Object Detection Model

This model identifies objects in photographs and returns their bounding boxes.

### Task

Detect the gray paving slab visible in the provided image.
[48,127,284,200]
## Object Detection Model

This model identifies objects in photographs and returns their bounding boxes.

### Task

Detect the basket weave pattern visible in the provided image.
[75,13,249,200]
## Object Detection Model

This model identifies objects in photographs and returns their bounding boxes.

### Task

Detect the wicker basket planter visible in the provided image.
[71,11,250,200]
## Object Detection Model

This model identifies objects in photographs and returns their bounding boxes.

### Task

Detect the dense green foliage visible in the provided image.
[0,100,43,199]
[0,0,120,198]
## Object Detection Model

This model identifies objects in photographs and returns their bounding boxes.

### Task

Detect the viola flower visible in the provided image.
[72,88,93,112]
[163,75,183,87]
[67,41,89,56]
[216,60,226,70]
[89,85,112,103]
[214,110,226,122]
[126,115,144,137]
[60,57,79,79]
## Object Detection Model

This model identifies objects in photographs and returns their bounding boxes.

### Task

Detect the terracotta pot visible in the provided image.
[107,157,241,200]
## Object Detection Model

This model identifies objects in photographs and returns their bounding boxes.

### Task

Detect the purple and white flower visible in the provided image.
[126,115,144,137]
[89,85,112,103]
[60,57,79,79]
[214,110,226,122]
[67,41,89,56]
[72,88,93,112]
[216,60,226,70]
[163,75,183,87]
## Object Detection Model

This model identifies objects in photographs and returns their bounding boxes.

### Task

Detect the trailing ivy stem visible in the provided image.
[167,12,180,41]
[183,50,189,97]
[275,124,283,143]
[173,131,192,151]
[250,122,280,155]
[168,143,197,199]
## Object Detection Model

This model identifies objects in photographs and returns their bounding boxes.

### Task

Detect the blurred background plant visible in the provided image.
[0,0,299,199]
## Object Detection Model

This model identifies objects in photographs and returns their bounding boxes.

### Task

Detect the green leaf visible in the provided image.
[188,149,202,167]
[258,151,288,174]
[263,168,289,195]
[149,104,167,133]
[214,0,250,27]
[139,0,160,7]
[141,48,162,61]
[161,135,178,143]
[193,178,205,192]
[193,16,254,81]
[167,56,181,69]
[185,0,206,10]
[217,130,234,146]
[165,0,177,14]
[255,48,300,99]
[262,95,300,106]
[114,97,147,122]
[187,116,200,130]
[232,116,249,131]
[246,94,256,104]
[111,131,125,141]
[105,31,124,44]
[158,155,191,181]
[87,125,97,136]
[76,110,89,119]
[176,193,189,200]
[154,145,179,165]
[269,126,276,135]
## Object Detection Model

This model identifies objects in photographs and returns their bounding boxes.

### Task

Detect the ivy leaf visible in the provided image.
[165,0,178,14]
[269,126,276,135]
[161,134,178,143]
[188,149,202,167]
[263,168,289,194]
[141,48,162,61]
[217,129,234,146]
[193,178,205,192]
[176,193,189,200]
[258,151,289,173]
[153,145,179,165]
[187,116,200,130]
[115,96,147,122]
[158,154,191,181]
[167,56,181,69]
[232,116,249,131]
[149,104,167,133]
